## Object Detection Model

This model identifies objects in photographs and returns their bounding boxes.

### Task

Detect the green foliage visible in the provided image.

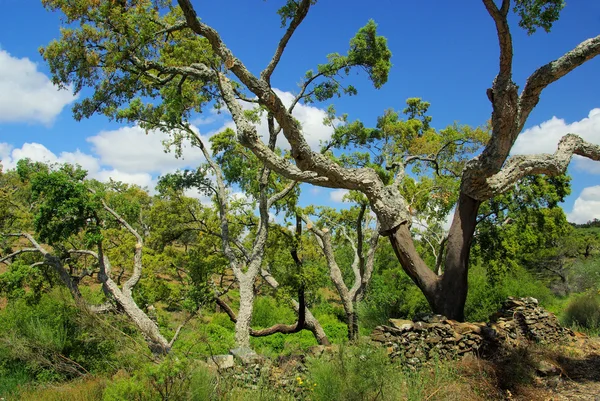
[0,260,48,302]
[27,162,102,246]
[0,290,125,382]
[474,175,573,285]
[568,256,600,294]
[103,373,158,401]
[563,292,600,334]
[251,296,296,328]
[308,344,392,401]
[513,0,565,34]
[464,264,553,322]
[360,250,430,328]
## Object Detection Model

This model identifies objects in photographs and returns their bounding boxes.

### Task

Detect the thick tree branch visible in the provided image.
[472,134,600,199]
[519,34,600,126]
[179,0,411,232]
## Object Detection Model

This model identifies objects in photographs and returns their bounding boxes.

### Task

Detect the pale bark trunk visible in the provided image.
[298,301,330,346]
[235,276,255,348]
[96,245,172,354]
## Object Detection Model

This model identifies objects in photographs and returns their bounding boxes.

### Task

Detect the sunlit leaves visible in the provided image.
[513,0,565,35]
[302,20,391,103]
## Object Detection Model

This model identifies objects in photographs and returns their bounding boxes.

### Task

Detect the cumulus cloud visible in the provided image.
[87,126,206,175]
[513,109,600,174]
[330,189,349,203]
[567,186,600,224]
[209,88,334,151]
[0,50,76,125]
[0,141,155,190]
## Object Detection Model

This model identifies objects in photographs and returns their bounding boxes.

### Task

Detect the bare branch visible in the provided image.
[519,34,600,125]
[482,0,513,79]
[261,0,313,83]
[267,180,297,208]
[0,248,39,264]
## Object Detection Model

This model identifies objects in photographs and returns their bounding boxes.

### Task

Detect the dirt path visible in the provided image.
[526,337,600,401]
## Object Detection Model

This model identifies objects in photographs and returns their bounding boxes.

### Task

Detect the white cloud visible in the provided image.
[442,207,455,232]
[94,169,155,190]
[0,141,155,190]
[208,89,334,151]
[0,50,76,125]
[567,186,600,224]
[330,189,349,203]
[87,126,206,175]
[513,109,600,174]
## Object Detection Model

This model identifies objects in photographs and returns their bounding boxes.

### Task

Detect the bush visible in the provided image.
[563,292,600,334]
[359,268,429,329]
[103,372,157,401]
[251,296,296,328]
[0,290,126,382]
[307,343,395,401]
[465,264,553,322]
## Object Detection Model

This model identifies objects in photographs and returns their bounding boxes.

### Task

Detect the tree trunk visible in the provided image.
[435,193,480,320]
[388,193,480,321]
[235,276,255,348]
[99,270,171,354]
[347,307,359,341]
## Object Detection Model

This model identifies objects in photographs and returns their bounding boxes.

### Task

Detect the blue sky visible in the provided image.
[0,0,599,223]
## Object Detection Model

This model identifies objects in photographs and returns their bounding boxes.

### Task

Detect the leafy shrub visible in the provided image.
[563,292,600,333]
[0,362,31,397]
[188,366,218,401]
[359,268,429,328]
[251,296,295,328]
[102,372,157,401]
[307,343,394,401]
[0,289,131,383]
[465,264,553,322]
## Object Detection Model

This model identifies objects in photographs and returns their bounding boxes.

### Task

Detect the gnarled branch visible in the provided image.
[470,134,600,199]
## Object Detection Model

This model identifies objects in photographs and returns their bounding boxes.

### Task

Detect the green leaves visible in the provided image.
[513,0,565,35]
[28,164,101,246]
[41,0,218,124]
[303,20,391,103]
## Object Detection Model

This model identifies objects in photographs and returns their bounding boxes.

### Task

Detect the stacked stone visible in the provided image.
[371,297,575,365]
[371,315,492,365]
[489,296,574,345]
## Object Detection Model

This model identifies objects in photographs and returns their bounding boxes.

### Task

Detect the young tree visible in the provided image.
[302,202,379,341]
[41,0,600,320]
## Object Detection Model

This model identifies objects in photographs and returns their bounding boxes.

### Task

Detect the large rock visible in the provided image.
[389,319,414,331]
[230,347,264,366]
[207,354,234,370]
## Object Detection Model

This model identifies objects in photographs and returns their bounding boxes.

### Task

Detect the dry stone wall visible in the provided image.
[371,297,575,365]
